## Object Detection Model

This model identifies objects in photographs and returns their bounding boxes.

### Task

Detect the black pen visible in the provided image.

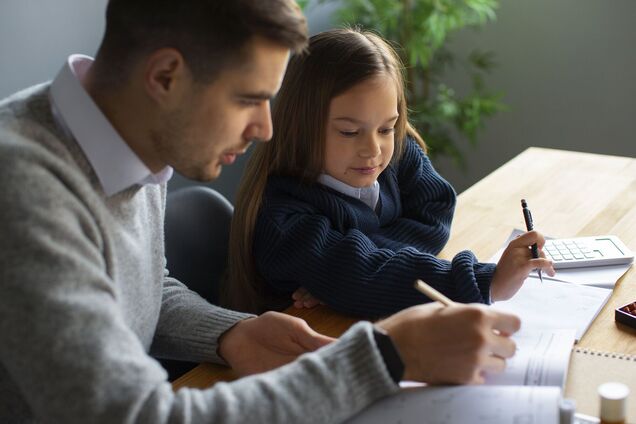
[521,199,543,283]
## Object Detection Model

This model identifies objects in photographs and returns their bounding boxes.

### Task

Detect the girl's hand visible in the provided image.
[291,287,324,309]
[491,230,556,301]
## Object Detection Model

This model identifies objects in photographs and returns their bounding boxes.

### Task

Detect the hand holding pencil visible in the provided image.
[376,281,521,384]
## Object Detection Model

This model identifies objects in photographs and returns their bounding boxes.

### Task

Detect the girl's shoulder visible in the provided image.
[392,136,430,177]
[263,175,343,213]
[401,136,429,163]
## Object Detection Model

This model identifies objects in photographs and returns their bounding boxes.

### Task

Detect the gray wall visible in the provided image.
[436,0,636,192]
[0,1,107,98]
[1,1,634,200]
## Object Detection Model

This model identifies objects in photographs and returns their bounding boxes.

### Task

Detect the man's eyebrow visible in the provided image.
[333,115,400,124]
[235,91,275,101]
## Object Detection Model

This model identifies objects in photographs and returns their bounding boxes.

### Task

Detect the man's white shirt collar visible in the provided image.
[317,173,380,210]
[49,54,173,196]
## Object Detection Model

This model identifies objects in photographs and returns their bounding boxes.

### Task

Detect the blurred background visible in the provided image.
[1,0,633,199]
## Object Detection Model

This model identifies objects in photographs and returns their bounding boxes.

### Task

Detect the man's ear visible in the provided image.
[143,48,190,107]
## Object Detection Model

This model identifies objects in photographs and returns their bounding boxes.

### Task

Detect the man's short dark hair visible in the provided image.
[93,0,307,87]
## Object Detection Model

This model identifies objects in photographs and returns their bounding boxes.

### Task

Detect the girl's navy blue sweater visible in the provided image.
[253,138,496,318]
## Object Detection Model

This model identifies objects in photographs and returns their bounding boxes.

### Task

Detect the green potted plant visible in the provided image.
[303,0,506,167]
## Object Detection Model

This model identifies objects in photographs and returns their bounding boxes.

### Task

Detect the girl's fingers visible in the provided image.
[292,287,308,300]
[528,258,556,276]
[303,298,321,308]
[509,230,545,249]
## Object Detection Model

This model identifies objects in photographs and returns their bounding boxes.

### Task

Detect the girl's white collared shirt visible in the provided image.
[317,173,380,210]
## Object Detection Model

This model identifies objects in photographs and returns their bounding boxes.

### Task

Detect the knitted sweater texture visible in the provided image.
[0,84,397,423]
[254,139,496,317]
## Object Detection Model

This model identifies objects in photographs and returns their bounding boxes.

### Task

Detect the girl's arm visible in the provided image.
[385,138,457,255]
[254,211,494,318]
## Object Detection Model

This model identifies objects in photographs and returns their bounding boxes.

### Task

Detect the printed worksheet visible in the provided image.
[400,329,575,389]
[484,328,575,387]
[492,278,611,340]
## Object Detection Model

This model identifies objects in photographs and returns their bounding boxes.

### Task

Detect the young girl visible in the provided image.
[223,28,554,316]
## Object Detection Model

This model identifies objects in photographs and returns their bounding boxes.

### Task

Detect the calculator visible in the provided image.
[543,235,634,269]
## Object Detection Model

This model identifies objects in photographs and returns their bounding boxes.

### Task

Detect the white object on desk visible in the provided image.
[543,236,633,269]
[492,278,611,341]
[484,329,575,387]
[491,229,633,288]
[346,386,562,424]
[400,329,576,389]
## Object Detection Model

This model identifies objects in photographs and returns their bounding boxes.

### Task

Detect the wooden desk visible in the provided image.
[173,147,636,391]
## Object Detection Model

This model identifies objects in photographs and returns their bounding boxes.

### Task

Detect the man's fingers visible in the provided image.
[489,311,521,336]
[479,355,508,375]
[289,317,336,351]
[297,328,335,351]
[487,333,517,359]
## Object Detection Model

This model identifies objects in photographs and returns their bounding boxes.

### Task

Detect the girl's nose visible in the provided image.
[359,134,381,158]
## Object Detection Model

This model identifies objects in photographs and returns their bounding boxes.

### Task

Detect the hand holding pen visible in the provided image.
[521,199,543,282]
[489,226,555,301]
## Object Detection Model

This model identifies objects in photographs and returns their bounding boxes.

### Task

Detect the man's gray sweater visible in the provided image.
[0,84,397,423]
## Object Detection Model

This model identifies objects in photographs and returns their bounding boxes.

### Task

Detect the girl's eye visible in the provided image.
[339,130,359,137]
[379,127,395,135]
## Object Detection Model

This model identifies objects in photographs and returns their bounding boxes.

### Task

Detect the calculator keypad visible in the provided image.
[544,240,599,263]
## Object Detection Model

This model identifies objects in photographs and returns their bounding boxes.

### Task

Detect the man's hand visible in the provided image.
[218,311,334,376]
[492,230,556,301]
[377,303,521,384]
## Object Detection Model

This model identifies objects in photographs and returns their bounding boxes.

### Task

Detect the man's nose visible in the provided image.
[246,101,273,143]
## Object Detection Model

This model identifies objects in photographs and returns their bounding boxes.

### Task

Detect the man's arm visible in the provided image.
[0,148,396,423]
[149,272,255,364]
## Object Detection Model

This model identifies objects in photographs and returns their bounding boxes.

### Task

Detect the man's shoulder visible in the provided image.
[0,83,92,186]
[0,82,53,130]
[0,82,58,158]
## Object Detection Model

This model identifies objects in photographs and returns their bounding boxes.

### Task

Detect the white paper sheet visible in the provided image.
[484,329,575,387]
[400,329,576,389]
[491,278,611,341]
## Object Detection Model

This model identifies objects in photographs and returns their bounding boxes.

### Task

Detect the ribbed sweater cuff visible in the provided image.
[190,306,256,365]
[474,262,496,305]
[312,321,400,418]
[450,250,486,303]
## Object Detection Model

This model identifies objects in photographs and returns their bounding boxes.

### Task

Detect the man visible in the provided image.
[0,1,533,422]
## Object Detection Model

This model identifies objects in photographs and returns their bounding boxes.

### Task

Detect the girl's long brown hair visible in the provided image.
[221,28,426,313]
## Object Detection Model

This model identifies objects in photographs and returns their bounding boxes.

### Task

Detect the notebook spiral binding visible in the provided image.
[573,347,636,362]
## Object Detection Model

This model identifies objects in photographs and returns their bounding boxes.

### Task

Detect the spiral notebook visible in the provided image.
[565,348,636,422]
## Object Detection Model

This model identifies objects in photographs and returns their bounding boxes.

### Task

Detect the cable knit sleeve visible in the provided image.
[384,137,457,254]
[254,138,495,318]
[255,210,494,319]
[0,133,396,424]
